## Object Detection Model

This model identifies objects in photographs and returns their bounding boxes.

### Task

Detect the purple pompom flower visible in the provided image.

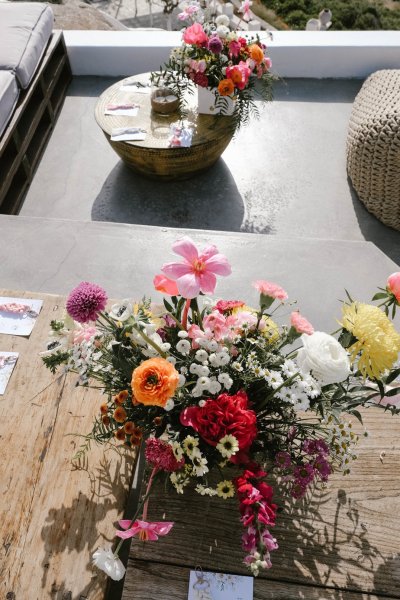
[66,281,107,323]
[208,35,223,54]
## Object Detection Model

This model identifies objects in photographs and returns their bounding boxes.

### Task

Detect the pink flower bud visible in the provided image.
[387,272,400,303]
[153,274,179,296]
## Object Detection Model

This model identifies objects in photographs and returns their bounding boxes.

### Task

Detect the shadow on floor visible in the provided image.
[348,177,400,266]
[91,159,245,231]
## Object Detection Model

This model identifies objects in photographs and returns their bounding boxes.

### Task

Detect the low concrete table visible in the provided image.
[94,74,235,180]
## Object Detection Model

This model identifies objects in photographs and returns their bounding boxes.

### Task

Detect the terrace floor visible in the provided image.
[19,76,400,266]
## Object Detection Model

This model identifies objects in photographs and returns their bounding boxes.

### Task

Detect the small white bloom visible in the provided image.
[176,339,191,355]
[109,300,133,322]
[195,484,218,496]
[208,380,222,394]
[167,356,177,366]
[195,349,209,362]
[216,14,230,26]
[92,547,126,581]
[178,330,189,338]
[180,366,188,375]
[171,441,184,460]
[198,365,210,377]
[191,455,209,476]
[215,351,230,366]
[207,340,219,352]
[190,362,200,374]
[191,385,203,398]
[197,376,211,389]
[178,374,186,387]
[216,434,239,458]
[164,399,175,411]
[218,372,233,390]
[232,361,243,372]
[208,353,217,366]
[198,399,206,407]
[160,342,171,352]
[183,435,199,457]
[216,24,230,38]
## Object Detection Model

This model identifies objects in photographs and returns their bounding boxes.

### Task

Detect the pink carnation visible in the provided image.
[145,437,184,472]
[387,272,400,303]
[253,280,288,301]
[290,311,314,335]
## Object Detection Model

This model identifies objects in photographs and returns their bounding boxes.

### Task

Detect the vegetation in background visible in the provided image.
[264,0,400,30]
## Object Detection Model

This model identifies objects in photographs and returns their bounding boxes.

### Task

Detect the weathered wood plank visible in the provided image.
[122,560,383,600]
[0,291,135,600]
[128,408,400,597]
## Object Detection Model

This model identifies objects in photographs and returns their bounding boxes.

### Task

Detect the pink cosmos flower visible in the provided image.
[182,22,208,46]
[387,272,400,303]
[116,519,174,541]
[239,0,252,21]
[253,280,288,301]
[161,237,231,299]
[153,274,179,296]
[290,311,314,335]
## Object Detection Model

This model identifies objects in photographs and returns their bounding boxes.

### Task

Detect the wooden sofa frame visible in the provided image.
[0,31,72,215]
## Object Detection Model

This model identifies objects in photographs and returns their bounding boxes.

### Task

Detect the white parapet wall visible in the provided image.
[64,30,400,79]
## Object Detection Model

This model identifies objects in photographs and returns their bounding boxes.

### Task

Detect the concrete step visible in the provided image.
[1,214,397,332]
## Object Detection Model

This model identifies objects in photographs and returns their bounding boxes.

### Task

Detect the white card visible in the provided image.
[110,127,147,141]
[0,297,43,336]
[0,352,18,394]
[119,80,151,94]
[104,105,139,116]
[188,570,253,600]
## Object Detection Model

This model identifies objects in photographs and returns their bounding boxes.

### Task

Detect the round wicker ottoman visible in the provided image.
[346,70,400,231]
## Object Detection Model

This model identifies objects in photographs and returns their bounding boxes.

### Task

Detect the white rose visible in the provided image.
[296,331,350,385]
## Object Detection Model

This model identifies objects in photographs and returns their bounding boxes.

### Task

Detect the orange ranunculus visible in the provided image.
[248,43,264,64]
[218,78,235,96]
[131,357,179,407]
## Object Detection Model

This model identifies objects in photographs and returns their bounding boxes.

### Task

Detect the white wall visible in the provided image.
[64,30,400,79]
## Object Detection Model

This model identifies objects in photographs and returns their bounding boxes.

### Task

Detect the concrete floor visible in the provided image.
[21,76,400,264]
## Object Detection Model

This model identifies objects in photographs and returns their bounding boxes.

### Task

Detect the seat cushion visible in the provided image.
[0,3,53,89]
[0,70,19,137]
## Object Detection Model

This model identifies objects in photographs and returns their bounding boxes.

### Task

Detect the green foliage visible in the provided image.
[266,0,400,30]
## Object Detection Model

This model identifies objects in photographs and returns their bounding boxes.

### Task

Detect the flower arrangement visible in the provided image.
[42,237,400,582]
[152,1,274,130]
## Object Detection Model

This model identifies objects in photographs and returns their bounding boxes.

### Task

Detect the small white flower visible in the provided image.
[216,434,239,458]
[92,547,126,581]
[195,484,218,496]
[232,361,243,372]
[164,399,175,411]
[216,480,235,499]
[216,14,230,26]
[195,349,208,362]
[208,353,217,366]
[171,441,184,461]
[167,356,177,366]
[218,372,233,390]
[180,366,188,375]
[198,365,210,377]
[109,300,133,322]
[178,330,189,338]
[190,363,200,374]
[160,342,171,352]
[176,339,191,355]
[178,374,186,387]
[197,376,211,389]
[198,399,206,407]
[207,340,219,352]
[183,435,199,456]
[192,386,203,398]
[208,380,222,394]
[216,24,230,38]
[215,351,230,366]
[191,455,209,476]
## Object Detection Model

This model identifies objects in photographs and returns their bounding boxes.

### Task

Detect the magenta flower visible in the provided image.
[116,519,174,541]
[208,35,223,54]
[66,282,107,323]
[161,237,231,299]
[145,437,184,472]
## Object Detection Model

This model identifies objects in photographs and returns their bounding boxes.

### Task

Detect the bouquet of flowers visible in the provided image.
[152,1,274,130]
[42,237,400,582]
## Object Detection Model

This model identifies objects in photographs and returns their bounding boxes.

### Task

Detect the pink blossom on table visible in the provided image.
[239,0,252,21]
[291,311,314,335]
[153,274,179,296]
[253,279,288,301]
[182,22,208,46]
[116,519,174,541]
[387,272,400,303]
[73,324,97,345]
[66,281,108,323]
[161,236,231,299]
[145,437,185,472]
[229,40,242,57]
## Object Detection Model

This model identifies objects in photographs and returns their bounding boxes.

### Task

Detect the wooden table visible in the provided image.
[0,290,136,600]
[122,408,400,598]
[94,74,235,180]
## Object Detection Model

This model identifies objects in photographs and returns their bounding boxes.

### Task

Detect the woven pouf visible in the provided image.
[347,70,400,231]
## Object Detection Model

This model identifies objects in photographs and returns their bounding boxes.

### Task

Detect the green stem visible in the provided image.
[132,324,167,358]
[191,298,203,329]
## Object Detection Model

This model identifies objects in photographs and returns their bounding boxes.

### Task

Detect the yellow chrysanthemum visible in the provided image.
[340,302,400,379]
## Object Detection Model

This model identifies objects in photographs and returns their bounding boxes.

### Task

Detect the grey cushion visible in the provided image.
[0,3,53,89]
[0,70,19,137]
